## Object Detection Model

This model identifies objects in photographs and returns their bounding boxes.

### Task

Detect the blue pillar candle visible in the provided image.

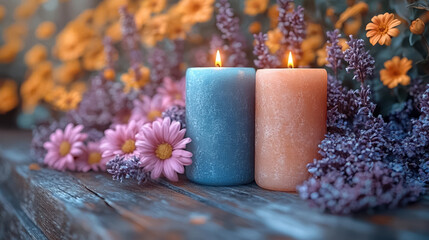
[185,67,255,186]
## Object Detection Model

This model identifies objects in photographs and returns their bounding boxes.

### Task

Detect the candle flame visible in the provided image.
[287,52,294,68]
[215,50,222,67]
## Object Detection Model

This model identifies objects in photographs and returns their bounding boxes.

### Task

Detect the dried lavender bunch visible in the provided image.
[31,119,67,163]
[326,29,344,78]
[253,33,280,68]
[344,35,375,86]
[103,36,117,70]
[106,156,148,185]
[277,0,306,59]
[170,40,185,81]
[148,47,169,84]
[162,105,186,129]
[119,7,142,79]
[215,0,248,67]
[67,75,133,131]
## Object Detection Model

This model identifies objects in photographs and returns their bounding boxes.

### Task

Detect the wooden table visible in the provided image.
[0,130,428,240]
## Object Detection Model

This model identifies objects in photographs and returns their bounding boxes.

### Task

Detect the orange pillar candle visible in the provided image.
[255,53,327,192]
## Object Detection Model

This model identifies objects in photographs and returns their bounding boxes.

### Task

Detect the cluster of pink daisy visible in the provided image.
[43,117,193,182]
[43,124,105,172]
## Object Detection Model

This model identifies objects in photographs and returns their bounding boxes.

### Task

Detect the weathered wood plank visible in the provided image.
[0,187,47,240]
[159,178,429,240]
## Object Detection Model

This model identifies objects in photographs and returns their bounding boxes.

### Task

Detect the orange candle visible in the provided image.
[255,53,327,192]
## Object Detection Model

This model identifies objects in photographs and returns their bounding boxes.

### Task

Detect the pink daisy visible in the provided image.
[130,94,168,123]
[157,77,186,107]
[76,141,106,172]
[135,117,193,182]
[100,120,141,163]
[43,123,87,171]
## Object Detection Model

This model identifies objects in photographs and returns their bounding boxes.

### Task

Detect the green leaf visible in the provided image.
[408,0,429,10]
[409,33,421,46]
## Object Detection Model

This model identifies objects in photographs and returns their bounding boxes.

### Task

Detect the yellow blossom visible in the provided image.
[266,28,283,54]
[121,66,151,93]
[0,42,21,63]
[335,2,368,29]
[0,79,19,114]
[135,6,151,29]
[54,21,95,61]
[21,62,54,112]
[268,4,279,29]
[83,38,105,71]
[166,14,192,40]
[142,0,167,13]
[54,90,82,111]
[36,21,56,39]
[14,1,39,20]
[24,44,47,67]
[3,22,28,42]
[248,21,262,34]
[105,22,122,43]
[344,15,362,36]
[141,14,169,46]
[410,18,425,35]
[70,81,87,94]
[44,86,66,104]
[0,5,5,22]
[366,13,401,46]
[176,0,214,24]
[54,60,81,84]
[380,57,412,88]
[244,0,269,16]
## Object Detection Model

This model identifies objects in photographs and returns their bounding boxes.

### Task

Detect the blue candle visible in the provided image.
[185,66,255,186]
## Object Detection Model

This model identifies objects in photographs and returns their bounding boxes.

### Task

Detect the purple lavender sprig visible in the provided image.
[277,0,306,59]
[119,7,142,80]
[162,105,186,129]
[344,35,375,86]
[106,156,148,185]
[326,29,344,78]
[148,47,169,84]
[215,0,248,67]
[253,33,280,69]
[103,36,117,70]
[170,40,185,80]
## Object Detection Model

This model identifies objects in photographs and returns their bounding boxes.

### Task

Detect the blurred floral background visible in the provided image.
[0,0,428,128]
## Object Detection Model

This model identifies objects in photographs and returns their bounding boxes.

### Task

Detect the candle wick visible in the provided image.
[216,63,221,67]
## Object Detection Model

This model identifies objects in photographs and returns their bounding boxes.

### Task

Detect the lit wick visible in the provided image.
[287,52,294,68]
[215,50,222,67]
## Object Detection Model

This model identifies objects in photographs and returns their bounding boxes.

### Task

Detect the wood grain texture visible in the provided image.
[0,129,429,240]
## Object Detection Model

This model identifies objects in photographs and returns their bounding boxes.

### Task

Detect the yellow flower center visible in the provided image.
[155,143,173,160]
[378,24,387,34]
[88,152,102,165]
[59,141,71,157]
[121,140,136,154]
[147,110,162,121]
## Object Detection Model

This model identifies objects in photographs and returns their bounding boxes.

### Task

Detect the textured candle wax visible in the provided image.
[186,68,255,186]
[255,69,327,191]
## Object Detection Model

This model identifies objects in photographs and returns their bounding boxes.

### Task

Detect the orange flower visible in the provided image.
[248,21,262,34]
[142,0,167,13]
[105,22,122,43]
[24,44,47,67]
[103,68,116,81]
[3,22,28,42]
[14,1,39,20]
[0,79,19,114]
[135,6,151,29]
[0,5,5,22]
[54,90,82,111]
[176,0,214,24]
[166,14,192,40]
[380,56,412,88]
[366,13,401,46]
[0,42,21,63]
[54,60,82,84]
[244,0,269,16]
[265,28,283,54]
[70,81,87,94]
[141,14,168,46]
[44,86,66,104]
[268,4,279,29]
[121,66,150,93]
[82,38,105,71]
[21,62,54,112]
[36,21,56,39]
[410,18,425,35]
[344,15,362,36]
[317,39,349,67]
[54,21,95,61]
[74,9,94,24]
[335,2,368,29]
